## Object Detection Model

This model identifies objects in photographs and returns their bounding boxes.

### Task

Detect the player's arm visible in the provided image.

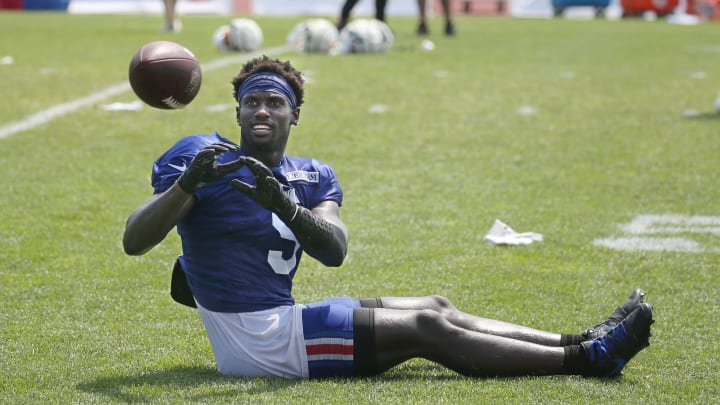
[123,142,243,256]
[230,156,348,267]
[296,200,349,267]
[123,183,195,256]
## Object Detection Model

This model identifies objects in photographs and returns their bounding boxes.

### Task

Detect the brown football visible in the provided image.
[128,41,202,110]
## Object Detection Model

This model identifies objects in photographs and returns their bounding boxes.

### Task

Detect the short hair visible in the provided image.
[231,55,305,108]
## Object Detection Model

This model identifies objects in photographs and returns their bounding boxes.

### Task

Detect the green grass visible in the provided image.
[1,11,720,404]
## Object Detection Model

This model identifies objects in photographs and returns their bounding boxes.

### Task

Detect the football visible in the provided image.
[128,41,202,110]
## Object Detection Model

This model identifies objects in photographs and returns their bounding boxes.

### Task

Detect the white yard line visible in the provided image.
[594,214,720,253]
[0,45,290,140]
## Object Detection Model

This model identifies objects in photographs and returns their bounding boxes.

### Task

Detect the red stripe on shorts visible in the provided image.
[306,343,354,356]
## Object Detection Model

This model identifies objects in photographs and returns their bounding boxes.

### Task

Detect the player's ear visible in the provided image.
[291,108,300,126]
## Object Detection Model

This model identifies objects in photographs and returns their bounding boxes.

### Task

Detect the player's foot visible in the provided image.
[337,18,347,31]
[162,20,182,33]
[417,22,428,36]
[581,303,653,377]
[445,21,455,36]
[583,288,646,340]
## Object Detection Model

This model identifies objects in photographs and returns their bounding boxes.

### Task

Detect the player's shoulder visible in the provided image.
[283,155,337,181]
[158,132,235,161]
[282,155,343,205]
[169,132,233,155]
[284,155,333,170]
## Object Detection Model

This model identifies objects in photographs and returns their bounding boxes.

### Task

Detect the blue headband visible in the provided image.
[237,72,297,110]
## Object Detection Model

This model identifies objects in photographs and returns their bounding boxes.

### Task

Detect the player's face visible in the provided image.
[237,91,299,153]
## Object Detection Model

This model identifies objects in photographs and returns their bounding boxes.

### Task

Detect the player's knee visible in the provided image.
[426,295,457,315]
[414,308,452,338]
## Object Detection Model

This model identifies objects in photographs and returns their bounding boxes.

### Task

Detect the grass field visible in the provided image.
[1,9,719,404]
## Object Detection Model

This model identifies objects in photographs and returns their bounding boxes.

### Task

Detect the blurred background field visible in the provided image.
[1,4,719,404]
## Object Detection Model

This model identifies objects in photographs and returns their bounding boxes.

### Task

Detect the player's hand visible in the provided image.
[177,142,243,193]
[230,156,297,220]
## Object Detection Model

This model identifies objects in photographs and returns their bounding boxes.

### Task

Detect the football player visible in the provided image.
[337,0,388,30]
[161,0,181,33]
[123,56,653,379]
[417,0,455,36]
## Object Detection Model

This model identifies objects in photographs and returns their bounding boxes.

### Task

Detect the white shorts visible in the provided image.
[197,303,309,378]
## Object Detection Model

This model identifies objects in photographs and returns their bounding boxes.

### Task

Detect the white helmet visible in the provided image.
[227,18,263,52]
[212,24,232,53]
[337,19,394,54]
[287,18,340,54]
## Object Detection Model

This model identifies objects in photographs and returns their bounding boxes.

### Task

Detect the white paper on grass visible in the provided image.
[485,219,543,246]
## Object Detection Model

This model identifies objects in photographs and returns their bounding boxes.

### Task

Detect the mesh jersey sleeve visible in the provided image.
[311,161,343,207]
[282,156,343,209]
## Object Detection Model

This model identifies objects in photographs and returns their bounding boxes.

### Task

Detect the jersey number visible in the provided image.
[267,214,301,275]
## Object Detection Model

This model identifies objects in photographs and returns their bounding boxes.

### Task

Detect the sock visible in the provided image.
[341,0,359,20]
[560,333,585,346]
[560,345,591,375]
[375,0,387,21]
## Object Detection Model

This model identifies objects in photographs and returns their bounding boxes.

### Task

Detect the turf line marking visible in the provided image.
[0,45,290,140]
[593,236,704,253]
[0,83,130,139]
[593,214,720,253]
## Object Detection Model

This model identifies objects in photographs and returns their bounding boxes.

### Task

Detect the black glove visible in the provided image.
[232,156,347,267]
[230,156,297,220]
[177,142,243,193]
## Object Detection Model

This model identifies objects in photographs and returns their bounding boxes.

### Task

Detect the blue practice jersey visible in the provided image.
[151,133,343,313]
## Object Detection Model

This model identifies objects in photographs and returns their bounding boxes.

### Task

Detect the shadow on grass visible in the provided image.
[76,361,625,401]
[363,362,629,384]
[76,365,301,402]
[75,363,467,403]
[683,111,720,121]
[372,362,468,381]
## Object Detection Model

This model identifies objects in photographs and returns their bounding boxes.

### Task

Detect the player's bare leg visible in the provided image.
[416,0,428,35]
[162,0,180,33]
[374,289,646,347]
[371,308,566,377]
[376,296,563,346]
[337,0,360,30]
[440,0,455,35]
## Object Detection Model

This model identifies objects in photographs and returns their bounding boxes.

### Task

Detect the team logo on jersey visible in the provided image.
[168,162,187,172]
[286,170,319,183]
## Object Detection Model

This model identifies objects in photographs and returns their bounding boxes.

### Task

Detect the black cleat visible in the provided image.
[417,22,428,36]
[445,21,455,36]
[581,303,653,377]
[583,288,646,340]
